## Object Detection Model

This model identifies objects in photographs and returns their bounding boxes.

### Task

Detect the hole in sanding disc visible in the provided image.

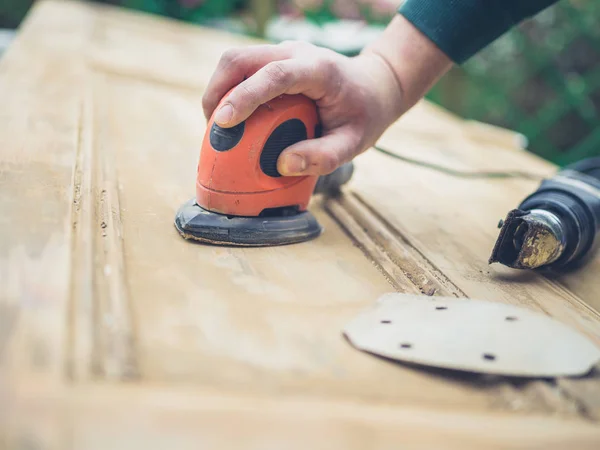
[505,316,518,321]
[399,343,412,349]
[380,320,392,324]
[435,306,447,310]
[482,353,497,361]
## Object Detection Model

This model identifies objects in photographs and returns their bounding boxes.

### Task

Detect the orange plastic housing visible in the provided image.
[196,93,319,217]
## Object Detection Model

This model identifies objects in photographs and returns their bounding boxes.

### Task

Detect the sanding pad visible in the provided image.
[343,293,600,377]
[174,198,323,247]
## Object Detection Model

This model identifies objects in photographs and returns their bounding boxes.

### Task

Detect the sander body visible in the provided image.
[174,93,353,246]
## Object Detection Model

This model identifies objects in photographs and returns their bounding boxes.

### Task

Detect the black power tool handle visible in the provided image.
[519,157,600,268]
[566,156,600,182]
[562,156,600,234]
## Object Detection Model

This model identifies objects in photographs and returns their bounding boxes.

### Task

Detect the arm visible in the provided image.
[362,0,558,112]
[361,14,453,116]
[398,0,559,64]
[202,0,558,177]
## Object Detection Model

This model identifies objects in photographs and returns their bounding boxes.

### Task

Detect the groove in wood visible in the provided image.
[557,364,600,421]
[325,191,600,421]
[66,90,94,381]
[6,1,600,445]
[325,193,465,297]
[541,277,600,324]
[67,74,139,381]
[92,74,139,381]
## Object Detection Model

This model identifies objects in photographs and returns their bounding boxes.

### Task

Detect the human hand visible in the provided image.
[201,40,404,176]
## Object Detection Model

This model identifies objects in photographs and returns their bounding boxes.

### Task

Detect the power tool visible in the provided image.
[174,92,353,246]
[489,157,600,271]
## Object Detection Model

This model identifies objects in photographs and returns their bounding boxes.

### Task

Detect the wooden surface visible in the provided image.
[2,1,600,448]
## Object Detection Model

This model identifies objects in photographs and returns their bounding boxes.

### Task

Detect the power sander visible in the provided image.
[174,93,353,246]
[489,157,600,271]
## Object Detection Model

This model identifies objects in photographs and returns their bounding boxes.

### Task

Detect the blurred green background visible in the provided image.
[1,0,599,166]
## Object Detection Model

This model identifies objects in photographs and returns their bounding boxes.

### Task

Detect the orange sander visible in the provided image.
[174,92,354,246]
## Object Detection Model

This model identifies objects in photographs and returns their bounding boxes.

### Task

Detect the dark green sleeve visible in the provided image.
[398,0,559,63]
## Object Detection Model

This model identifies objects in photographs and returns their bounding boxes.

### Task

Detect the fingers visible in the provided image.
[214,59,310,127]
[277,129,358,176]
[202,45,291,120]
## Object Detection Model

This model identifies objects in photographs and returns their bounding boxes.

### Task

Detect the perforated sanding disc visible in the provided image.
[343,294,600,377]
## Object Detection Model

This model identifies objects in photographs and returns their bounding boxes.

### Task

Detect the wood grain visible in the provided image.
[93,70,503,410]
[89,73,138,381]
[7,383,600,450]
[326,193,465,297]
[352,136,600,342]
[0,0,90,385]
[2,0,600,447]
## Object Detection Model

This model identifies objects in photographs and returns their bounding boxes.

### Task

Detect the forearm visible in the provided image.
[361,0,559,118]
[361,14,453,115]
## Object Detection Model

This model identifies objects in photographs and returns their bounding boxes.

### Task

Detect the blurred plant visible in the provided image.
[0,0,34,28]
[427,0,600,165]
[277,0,400,25]
[4,0,596,165]
[0,0,248,28]
[0,0,400,29]
[120,0,245,23]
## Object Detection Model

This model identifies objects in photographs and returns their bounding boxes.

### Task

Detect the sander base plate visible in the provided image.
[174,198,323,247]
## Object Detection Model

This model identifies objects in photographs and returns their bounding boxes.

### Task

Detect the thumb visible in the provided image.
[277,130,358,176]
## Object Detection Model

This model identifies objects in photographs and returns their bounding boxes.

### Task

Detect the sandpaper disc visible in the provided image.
[343,293,600,377]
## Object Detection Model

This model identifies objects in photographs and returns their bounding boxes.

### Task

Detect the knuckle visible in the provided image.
[320,152,340,174]
[264,61,291,86]
[219,47,243,69]
[237,83,260,109]
[316,56,337,75]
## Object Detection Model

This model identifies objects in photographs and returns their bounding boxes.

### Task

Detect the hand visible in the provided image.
[202,40,404,176]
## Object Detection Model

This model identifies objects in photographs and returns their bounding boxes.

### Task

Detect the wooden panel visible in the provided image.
[86,70,504,409]
[349,126,600,337]
[7,384,600,450]
[370,107,600,312]
[2,1,600,447]
[89,0,261,91]
[0,0,91,386]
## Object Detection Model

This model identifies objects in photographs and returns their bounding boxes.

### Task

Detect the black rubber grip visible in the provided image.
[210,121,245,152]
[564,156,600,181]
[260,119,307,177]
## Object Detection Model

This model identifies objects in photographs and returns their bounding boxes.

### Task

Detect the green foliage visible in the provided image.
[297,0,338,25]
[426,0,600,166]
[0,1,246,28]
[0,0,34,28]
[120,0,243,23]
[3,0,596,165]
[290,0,395,26]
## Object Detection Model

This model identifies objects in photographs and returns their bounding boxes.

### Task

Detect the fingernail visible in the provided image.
[280,153,306,175]
[215,104,233,125]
